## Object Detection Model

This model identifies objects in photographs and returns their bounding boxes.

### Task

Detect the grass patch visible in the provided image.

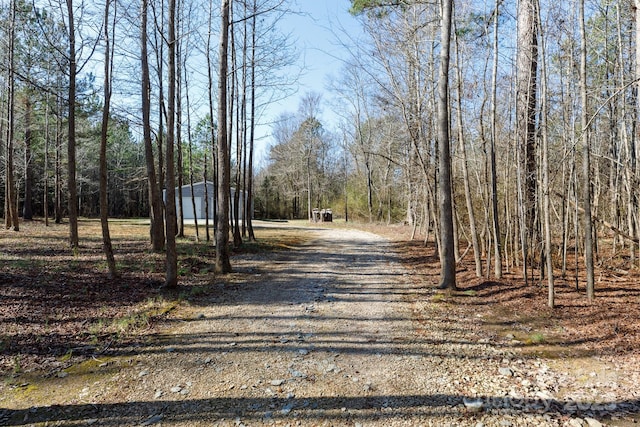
[526,332,546,345]
[12,356,23,375]
[180,285,211,301]
[7,382,39,401]
[58,350,74,363]
[235,234,310,253]
[431,293,447,303]
[109,298,179,335]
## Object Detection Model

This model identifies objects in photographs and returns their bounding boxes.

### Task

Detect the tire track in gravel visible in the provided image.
[114,227,553,426]
[4,226,631,426]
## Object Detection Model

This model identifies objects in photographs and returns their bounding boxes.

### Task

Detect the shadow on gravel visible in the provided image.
[181,238,419,308]
[90,335,484,360]
[1,394,638,425]
[0,236,406,365]
[0,231,602,363]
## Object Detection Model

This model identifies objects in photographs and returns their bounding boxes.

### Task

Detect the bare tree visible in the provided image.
[66,0,79,248]
[99,0,117,278]
[515,0,539,284]
[215,0,232,274]
[579,0,594,300]
[245,0,258,241]
[55,85,63,224]
[205,0,217,243]
[453,24,481,278]
[297,92,324,222]
[489,0,502,279]
[141,0,165,252]
[231,0,243,248]
[631,0,640,266]
[151,0,166,218]
[436,0,455,290]
[538,1,553,307]
[175,0,185,239]
[44,83,51,226]
[4,0,19,231]
[22,91,33,221]
[164,0,179,288]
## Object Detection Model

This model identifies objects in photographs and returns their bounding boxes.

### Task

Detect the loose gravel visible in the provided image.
[1,227,639,426]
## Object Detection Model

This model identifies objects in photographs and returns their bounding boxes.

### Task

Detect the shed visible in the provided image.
[164,181,250,221]
[311,208,333,223]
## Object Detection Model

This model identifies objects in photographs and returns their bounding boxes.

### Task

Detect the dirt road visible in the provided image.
[2,226,638,426]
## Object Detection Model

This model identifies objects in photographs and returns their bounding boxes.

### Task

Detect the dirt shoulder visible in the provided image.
[1,223,639,426]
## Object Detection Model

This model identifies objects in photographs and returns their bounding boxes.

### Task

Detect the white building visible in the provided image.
[164,181,250,221]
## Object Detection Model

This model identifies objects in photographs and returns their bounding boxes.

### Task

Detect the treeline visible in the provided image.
[260,0,640,301]
[3,0,640,298]
[0,93,150,219]
[0,0,294,283]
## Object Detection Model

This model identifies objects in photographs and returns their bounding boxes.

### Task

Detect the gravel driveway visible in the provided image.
[2,227,638,426]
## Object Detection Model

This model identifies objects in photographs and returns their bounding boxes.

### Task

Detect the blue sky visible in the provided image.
[275,1,357,109]
[255,0,361,162]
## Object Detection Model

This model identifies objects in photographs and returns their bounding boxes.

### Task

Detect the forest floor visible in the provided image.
[0,219,639,426]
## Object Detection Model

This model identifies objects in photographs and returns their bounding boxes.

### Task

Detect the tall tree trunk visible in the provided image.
[246,0,257,241]
[205,0,216,242]
[44,88,50,226]
[67,0,79,248]
[240,1,249,240]
[366,156,373,222]
[232,2,244,248]
[307,155,312,222]
[55,91,63,224]
[99,0,117,278]
[228,0,237,233]
[580,0,595,300]
[559,42,571,278]
[23,94,33,221]
[633,0,640,266]
[538,3,554,307]
[453,26,482,278]
[619,4,634,263]
[5,0,19,231]
[164,0,179,288]
[141,0,165,252]
[516,0,539,284]
[152,0,165,214]
[203,152,210,241]
[241,4,249,239]
[344,135,349,224]
[215,0,232,274]
[437,0,456,290]
[176,0,185,239]
[490,0,502,279]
